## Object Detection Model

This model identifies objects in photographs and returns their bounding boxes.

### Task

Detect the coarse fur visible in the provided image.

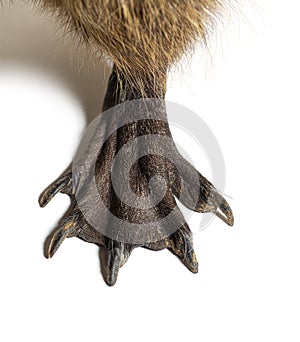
[29,0,230,95]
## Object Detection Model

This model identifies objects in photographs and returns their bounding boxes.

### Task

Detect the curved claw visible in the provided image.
[168,225,198,274]
[47,223,72,258]
[100,244,121,287]
[100,242,134,286]
[170,157,234,227]
[39,172,72,208]
[215,196,234,226]
[47,207,83,258]
[196,190,234,227]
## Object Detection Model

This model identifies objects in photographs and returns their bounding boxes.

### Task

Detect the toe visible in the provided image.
[168,225,199,274]
[39,172,72,207]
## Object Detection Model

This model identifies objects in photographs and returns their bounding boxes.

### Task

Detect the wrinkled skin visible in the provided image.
[39,68,233,287]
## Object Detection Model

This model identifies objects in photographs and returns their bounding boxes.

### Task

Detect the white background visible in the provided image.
[0,1,299,341]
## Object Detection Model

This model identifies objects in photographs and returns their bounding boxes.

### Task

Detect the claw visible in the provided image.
[39,172,72,208]
[100,242,133,286]
[47,224,70,258]
[47,206,83,258]
[197,191,234,227]
[171,159,234,227]
[100,245,121,287]
[47,220,77,258]
[215,196,234,226]
[168,225,198,274]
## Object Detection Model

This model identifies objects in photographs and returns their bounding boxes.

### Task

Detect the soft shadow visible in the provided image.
[0,2,111,259]
[0,1,111,124]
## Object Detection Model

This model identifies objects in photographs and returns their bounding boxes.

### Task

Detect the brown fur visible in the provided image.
[30,0,230,95]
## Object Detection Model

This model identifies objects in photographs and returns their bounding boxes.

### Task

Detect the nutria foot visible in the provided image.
[39,100,233,286]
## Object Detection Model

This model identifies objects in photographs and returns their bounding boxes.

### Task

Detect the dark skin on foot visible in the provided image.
[39,67,233,286]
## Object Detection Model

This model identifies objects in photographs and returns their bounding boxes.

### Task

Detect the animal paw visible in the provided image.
[39,100,233,286]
